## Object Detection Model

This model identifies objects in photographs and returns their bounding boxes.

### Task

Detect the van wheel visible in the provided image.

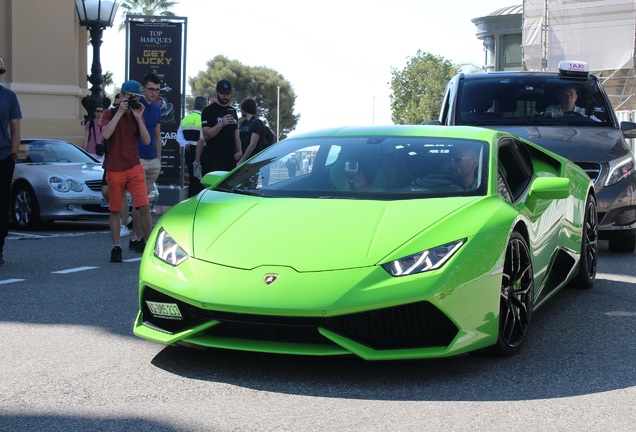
[608,234,635,253]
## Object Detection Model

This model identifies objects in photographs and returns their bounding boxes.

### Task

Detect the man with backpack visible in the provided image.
[82,103,105,159]
[237,97,277,186]
[237,97,263,164]
[237,97,277,164]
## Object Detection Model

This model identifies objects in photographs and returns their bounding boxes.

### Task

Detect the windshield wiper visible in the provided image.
[215,186,264,197]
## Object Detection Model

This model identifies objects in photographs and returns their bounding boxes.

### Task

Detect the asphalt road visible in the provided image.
[1,219,635,431]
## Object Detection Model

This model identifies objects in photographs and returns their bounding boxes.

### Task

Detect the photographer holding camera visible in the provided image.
[101,80,153,263]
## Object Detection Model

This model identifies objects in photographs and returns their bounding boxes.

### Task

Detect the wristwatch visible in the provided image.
[11,153,18,161]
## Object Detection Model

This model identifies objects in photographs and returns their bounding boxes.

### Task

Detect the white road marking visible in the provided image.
[596,272,636,283]
[0,279,26,285]
[7,231,108,240]
[605,311,636,317]
[52,266,99,274]
[124,257,142,263]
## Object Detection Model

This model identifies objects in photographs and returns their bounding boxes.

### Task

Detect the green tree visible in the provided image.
[102,70,114,91]
[390,51,458,125]
[188,55,300,140]
[118,0,178,31]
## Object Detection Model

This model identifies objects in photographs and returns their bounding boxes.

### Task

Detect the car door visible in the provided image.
[498,138,566,293]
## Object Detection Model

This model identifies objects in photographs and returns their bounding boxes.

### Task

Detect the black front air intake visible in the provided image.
[141,287,458,350]
[326,302,458,349]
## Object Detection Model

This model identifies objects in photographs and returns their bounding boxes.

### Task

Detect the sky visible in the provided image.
[97,0,519,135]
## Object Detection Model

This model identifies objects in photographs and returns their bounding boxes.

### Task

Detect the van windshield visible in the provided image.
[455,76,613,127]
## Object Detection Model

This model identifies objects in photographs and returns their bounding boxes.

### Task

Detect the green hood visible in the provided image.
[192,193,478,272]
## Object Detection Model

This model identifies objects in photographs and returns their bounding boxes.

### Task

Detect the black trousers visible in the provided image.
[0,155,16,251]
[185,145,202,197]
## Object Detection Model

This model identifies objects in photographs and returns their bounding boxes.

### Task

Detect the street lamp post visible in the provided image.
[75,0,119,120]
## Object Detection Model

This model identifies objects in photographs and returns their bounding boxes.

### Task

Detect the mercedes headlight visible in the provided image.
[382,239,465,277]
[49,176,83,192]
[605,155,635,186]
[154,228,189,266]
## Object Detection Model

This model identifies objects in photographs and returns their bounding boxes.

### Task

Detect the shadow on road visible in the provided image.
[0,414,180,432]
[149,276,636,402]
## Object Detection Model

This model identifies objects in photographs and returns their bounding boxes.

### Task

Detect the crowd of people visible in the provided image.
[103,77,268,263]
[0,63,271,265]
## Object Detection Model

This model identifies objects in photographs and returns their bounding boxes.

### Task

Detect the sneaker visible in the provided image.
[129,238,137,251]
[133,238,146,253]
[126,215,133,229]
[120,226,130,237]
[110,246,123,262]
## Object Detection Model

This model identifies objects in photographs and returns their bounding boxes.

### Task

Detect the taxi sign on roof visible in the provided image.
[558,60,590,78]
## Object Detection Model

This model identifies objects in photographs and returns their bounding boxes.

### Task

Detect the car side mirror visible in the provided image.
[621,121,636,139]
[200,171,230,188]
[526,176,571,213]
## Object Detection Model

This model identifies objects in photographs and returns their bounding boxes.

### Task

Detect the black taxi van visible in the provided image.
[428,60,636,252]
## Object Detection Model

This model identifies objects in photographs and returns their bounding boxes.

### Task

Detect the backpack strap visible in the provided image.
[88,119,96,143]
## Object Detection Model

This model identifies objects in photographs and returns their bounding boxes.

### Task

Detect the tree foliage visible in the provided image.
[390,51,458,125]
[102,70,114,90]
[188,55,300,140]
[118,0,178,31]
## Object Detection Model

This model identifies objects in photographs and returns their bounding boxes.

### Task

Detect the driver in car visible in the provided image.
[449,145,480,190]
[543,86,600,121]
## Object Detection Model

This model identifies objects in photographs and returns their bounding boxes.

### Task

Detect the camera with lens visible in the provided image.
[129,98,141,110]
[344,160,359,178]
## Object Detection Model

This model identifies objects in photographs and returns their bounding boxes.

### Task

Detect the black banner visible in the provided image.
[128,20,183,185]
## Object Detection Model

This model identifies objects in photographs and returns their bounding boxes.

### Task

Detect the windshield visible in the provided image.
[217,136,488,199]
[18,140,99,164]
[455,76,615,127]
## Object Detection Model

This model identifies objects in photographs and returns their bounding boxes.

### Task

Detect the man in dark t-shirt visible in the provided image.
[200,79,242,173]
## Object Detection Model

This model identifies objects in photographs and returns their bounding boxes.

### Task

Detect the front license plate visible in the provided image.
[101,197,108,207]
[146,301,183,320]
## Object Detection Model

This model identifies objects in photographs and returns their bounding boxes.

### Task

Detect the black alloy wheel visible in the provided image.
[492,231,534,356]
[570,195,598,289]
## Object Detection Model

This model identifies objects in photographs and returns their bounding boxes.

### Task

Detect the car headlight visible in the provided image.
[381,239,465,277]
[154,228,189,266]
[49,176,83,192]
[605,155,635,186]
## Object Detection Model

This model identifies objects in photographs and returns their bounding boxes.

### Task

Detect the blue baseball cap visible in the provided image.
[121,80,143,96]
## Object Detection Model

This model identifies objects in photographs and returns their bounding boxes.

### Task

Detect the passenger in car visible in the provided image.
[347,163,375,191]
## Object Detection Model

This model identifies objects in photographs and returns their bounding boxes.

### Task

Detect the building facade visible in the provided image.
[0,0,89,146]
[472,1,636,111]
[472,5,523,72]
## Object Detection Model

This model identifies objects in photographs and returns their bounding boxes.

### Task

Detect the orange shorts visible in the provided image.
[105,164,150,212]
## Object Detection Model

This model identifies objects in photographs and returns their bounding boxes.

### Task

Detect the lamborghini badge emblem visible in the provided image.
[264,274,279,285]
